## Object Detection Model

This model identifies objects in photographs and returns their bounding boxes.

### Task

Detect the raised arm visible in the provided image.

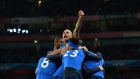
[73,10,84,39]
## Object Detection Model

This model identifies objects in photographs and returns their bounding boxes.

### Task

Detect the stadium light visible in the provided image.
[22,30,26,34]
[25,30,29,34]
[38,0,42,7]
[13,28,17,33]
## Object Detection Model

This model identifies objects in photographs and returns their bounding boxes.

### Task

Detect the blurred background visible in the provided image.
[0,0,140,79]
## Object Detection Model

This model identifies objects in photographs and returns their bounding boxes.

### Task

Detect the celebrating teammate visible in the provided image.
[35,37,64,79]
[48,10,85,79]
[35,51,56,79]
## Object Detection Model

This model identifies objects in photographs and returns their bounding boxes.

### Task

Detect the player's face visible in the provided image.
[62,29,72,41]
[57,39,65,46]
[54,38,63,49]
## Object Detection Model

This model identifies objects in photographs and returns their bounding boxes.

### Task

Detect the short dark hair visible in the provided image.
[54,36,62,44]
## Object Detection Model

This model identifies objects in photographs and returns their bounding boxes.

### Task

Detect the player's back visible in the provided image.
[53,65,63,79]
[62,49,85,71]
[36,57,56,79]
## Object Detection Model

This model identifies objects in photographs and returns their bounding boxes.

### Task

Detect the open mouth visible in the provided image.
[64,36,67,38]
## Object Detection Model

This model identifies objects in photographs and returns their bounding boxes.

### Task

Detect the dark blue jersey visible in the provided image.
[85,52,104,78]
[83,50,102,61]
[36,75,52,79]
[66,38,80,49]
[36,57,56,75]
[53,65,63,79]
[62,49,85,71]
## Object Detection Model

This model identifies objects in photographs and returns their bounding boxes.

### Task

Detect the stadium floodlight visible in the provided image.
[34,40,38,44]
[22,30,26,34]
[7,29,13,33]
[38,0,42,7]
[17,28,21,34]
[25,30,29,34]
[13,28,17,33]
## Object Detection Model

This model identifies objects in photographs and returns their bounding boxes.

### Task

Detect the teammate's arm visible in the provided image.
[47,54,62,61]
[73,10,84,39]
[85,51,102,61]
[51,46,73,55]
[83,65,104,74]
[81,46,102,61]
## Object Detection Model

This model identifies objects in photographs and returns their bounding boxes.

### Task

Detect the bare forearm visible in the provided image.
[75,16,83,30]
[51,46,72,55]
[50,49,62,55]
[73,10,84,39]
[73,16,83,39]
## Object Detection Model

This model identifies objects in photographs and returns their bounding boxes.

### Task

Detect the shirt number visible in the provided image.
[41,58,49,68]
[64,50,78,57]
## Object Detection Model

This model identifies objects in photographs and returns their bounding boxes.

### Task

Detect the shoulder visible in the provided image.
[70,38,79,44]
[39,57,46,61]
[67,38,79,46]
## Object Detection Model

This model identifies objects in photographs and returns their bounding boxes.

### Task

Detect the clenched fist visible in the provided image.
[78,10,84,16]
